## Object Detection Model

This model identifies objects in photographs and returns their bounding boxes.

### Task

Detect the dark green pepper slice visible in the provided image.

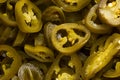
[52,0,91,12]
[98,0,120,27]
[51,23,90,54]
[0,45,22,80]
[15,0,42,33]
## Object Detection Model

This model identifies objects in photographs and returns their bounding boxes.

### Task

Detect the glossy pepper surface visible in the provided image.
[82,33,120,80]
[15,0,42,33]
[0,45,22,80]
[51,23,90,54]
[52,0,91,12]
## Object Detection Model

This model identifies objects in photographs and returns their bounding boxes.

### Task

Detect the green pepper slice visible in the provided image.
[18,63,43,80]
[45,53,82,80]
[98,0,120,27]
[51,23,90,54]
[0,0,17,27]
[13,30,27,46]
[52,0,91,12]
[42,6,65,24]
[44,22,57,49]
[15,0,42,33]
[85,4,112,34]
[0,0,7,3]
[90,35,108,54]
[103,62,120,78]
[81,33,120,80]
[0,45,22,80]
[24,44,55,62]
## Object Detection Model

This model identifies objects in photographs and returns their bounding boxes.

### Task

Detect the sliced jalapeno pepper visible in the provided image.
[45,53,82,80]
[98,0,120,27]
[52,0,91,12]
[44,22,57,49]
[34,33,46,46]
[0,1,17,27]
[103,62,120,78]
[13,30,27,46]
[85,4,112,34]
[15,0,42,33]
[51,23,90,54]
[90,35,108,54]
[0,0,7,3]
[0,45,22,80]
[42,6,65,24]
[81,33,120,80]
[24,44,55,62]
[18,63,43,80]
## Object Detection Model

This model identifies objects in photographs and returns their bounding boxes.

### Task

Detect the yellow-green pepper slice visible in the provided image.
[85,4,112,34]
[44,22,57,49]
[51,23,90,54]
[45,53,82,80]
[103,62,120,78]
[13,30,27,46]
[24,44,55,62]
[81,33,120,80]
[15,0,42,33]
[0,45,22,80]
[18,63,43,80]
[98,0,120,27]
[42,6,65,24]
[52,0,91,12]
[0,0,7,3]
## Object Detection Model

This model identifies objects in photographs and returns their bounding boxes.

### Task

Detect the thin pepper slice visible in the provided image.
[98,0,120,27]
[45,53,82,80]
[24,44,54,62]
[15,0,42,33]
[52,0,91,12]
[0,13,17,27]
[13,30,27,46]
[85,4,112,34]
[0,45,22,80]
[90,35,108,55]
[51,23,90,54]
[103,62,120,78]
[81,33,120,80]
[42,6,65,24]
[44,22,57,49]
[18,63,43,80]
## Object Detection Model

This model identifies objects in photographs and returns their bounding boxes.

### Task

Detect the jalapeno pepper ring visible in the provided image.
[51,23,90,54]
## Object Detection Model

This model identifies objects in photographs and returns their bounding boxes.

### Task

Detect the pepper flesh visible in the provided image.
[0,45,22,80]
[81,33,120,80]
[85,4,112,34]
[51,23,90,54]
[45,53,82,80]
[24,44,55,62]
[52,0,91,12]
[15,0,42,33]
[98,0,120,26]
[103,62,120,78]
